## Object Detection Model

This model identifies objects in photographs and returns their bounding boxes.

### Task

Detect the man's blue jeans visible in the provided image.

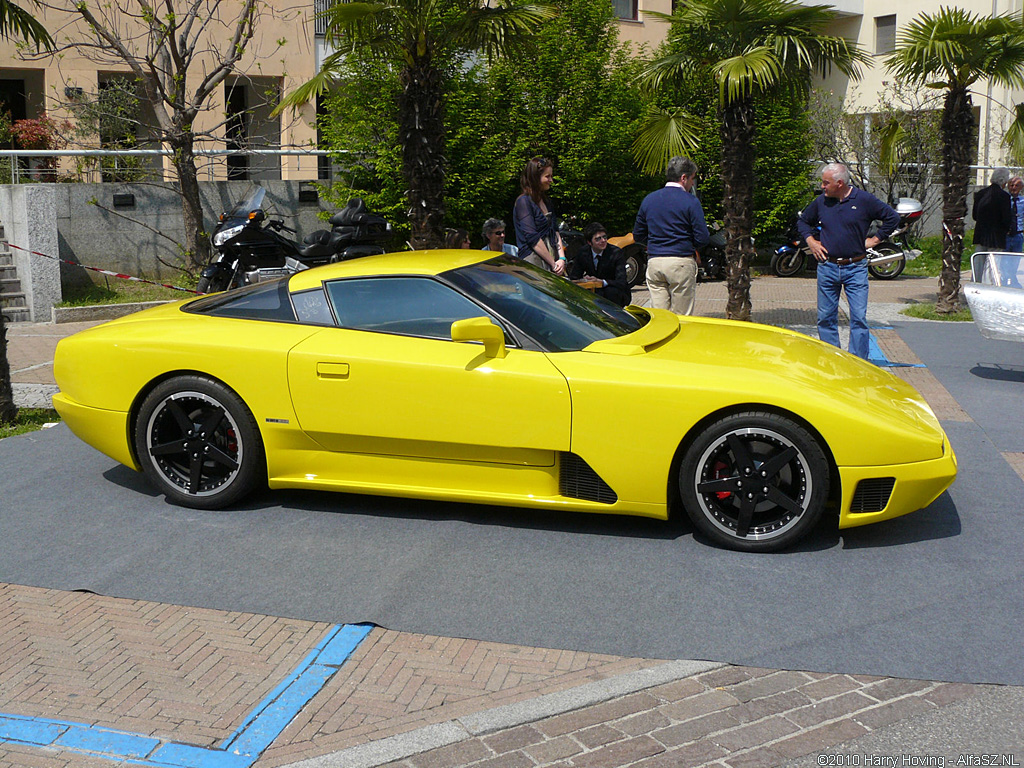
[816,260,870,360]
[1007,233,1023,252]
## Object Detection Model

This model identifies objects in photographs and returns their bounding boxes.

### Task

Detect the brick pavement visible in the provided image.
[2,273,1021,768]
[368,668,990,768]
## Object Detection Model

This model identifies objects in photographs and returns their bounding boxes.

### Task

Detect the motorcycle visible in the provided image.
[770,197,923,280]
[605,222,727,288]
[199,186,391,293]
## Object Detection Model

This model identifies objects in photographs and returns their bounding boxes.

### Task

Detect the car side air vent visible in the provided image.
[559,453,617,505]
[851,477,896,513]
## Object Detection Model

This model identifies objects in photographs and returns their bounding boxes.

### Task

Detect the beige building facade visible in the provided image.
[0,0,321,181]
[814,0,1024,182]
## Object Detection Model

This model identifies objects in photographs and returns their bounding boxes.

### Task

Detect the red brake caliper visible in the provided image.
[713,460,731,500]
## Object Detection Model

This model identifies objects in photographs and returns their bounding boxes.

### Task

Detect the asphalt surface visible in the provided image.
[2,315,1023,689]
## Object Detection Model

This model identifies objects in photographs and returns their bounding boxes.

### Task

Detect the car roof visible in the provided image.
[287,249,494,292]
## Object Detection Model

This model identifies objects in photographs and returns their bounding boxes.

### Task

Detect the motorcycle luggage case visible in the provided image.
[896,198,923,216]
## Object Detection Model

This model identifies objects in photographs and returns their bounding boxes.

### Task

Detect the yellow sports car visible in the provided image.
[53,251,956,552]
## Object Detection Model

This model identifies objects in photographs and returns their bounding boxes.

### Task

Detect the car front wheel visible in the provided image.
[134,376,263,509]
[679,412,829,552]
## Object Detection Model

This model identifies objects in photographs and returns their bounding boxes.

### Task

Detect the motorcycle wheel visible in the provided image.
[867,243,905,280]
[197,273,231,294]
[770,249,806,278]
[623,246,646,288]
[699,246,725,281]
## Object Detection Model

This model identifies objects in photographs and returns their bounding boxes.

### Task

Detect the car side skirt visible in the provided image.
[837,436,957,529]
[267,449,668,519]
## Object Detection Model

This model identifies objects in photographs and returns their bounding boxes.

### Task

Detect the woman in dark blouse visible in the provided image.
[513,157,566,275]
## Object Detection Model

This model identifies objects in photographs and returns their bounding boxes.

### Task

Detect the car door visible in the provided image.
[287,276,571,465]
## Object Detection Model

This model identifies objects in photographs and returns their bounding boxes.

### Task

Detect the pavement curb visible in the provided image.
[281,659,723,768]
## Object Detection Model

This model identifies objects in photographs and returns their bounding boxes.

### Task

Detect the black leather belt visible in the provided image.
[828,255,866,266]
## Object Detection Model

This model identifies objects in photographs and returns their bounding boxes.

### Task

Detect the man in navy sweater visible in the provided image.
[798,163,899,361]
[633,156,710,315]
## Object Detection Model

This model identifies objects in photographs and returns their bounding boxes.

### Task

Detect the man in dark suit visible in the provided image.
[568,221,630,307]
[972,167,1013,249]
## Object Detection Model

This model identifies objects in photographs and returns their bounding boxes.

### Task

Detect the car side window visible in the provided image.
[185,278,296,322]
[325,276,503,341]
[292,287,336,325]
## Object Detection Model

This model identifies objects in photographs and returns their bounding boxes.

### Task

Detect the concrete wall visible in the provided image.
[49,180,334,285]
[0,185,60,322]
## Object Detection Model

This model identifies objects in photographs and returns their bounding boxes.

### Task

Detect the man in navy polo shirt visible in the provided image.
[633,156,710,315]
[798,163,899,361]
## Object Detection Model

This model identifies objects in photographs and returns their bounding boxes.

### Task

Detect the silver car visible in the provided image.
[965,251,1024,343]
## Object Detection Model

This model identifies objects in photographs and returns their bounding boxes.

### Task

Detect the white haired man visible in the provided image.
[798,163,899,361]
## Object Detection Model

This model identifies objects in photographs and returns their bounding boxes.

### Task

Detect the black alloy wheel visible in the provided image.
[134,376,264,509]
[679,412,829,552]
[867,243,906,280]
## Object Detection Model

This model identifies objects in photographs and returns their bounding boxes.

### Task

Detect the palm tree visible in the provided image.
[635,0,865,321]
[886,8,1024,313]
[1,0,51,426]
[277,0,554,250]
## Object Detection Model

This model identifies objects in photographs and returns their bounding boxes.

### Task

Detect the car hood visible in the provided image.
[581,309,946,466]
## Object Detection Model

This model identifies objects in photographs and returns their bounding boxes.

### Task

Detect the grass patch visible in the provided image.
[58,276,195,307]
[0,408,62,440]
[904,230,975,278]
[900,302,973,321]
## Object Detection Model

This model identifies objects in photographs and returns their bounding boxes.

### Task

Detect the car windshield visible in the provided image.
[443,256,645,352]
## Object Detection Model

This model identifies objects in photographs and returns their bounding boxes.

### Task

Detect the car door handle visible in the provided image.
[316,362,350,379]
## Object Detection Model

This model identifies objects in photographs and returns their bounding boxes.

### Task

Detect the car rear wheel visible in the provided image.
[134,376,263,509]
[679,412,829,552]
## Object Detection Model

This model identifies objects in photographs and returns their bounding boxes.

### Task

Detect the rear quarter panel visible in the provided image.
[55,309,322,463]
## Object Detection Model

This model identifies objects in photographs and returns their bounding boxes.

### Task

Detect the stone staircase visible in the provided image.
[0,223,30,323]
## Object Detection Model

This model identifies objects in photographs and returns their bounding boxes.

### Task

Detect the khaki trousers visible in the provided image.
[646,256,697,315]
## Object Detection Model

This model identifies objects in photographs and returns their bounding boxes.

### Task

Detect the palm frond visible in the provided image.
[273,54,347,113]
[0,0,53,49]
[1003,103,1024,166]
[875,119,908,177]
[631,105,702,176]
[884,7,1024,89]
[713,47,783,103]
[638,51,702,92]
[449,2,557,62]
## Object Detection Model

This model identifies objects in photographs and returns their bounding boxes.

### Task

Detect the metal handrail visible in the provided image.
[0,148,352,183]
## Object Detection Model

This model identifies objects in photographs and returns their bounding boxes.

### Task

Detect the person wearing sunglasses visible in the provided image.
[567,221,630,307]
[481,218,519,256]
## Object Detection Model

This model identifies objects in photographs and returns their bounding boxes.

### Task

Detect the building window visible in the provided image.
[613,0,638,21]
[875,15,896,55]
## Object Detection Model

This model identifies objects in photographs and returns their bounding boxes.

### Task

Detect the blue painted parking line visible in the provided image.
[869,331,926,368]
[0,622,373,768]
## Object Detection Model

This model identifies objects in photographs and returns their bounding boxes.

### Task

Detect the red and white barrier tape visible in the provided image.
[6,241,201,294]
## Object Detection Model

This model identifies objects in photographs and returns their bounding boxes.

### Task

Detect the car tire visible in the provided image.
[867,243,906,280]
[134,376,264,510]
[679,412,829,552]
